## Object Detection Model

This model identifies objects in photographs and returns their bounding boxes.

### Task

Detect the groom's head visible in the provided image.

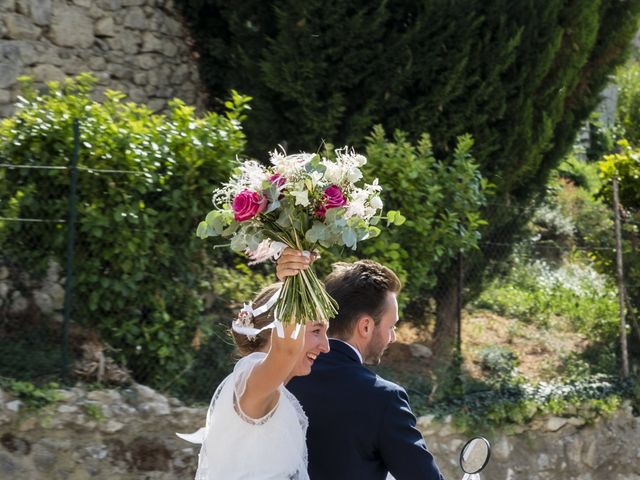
[324,260,401,365]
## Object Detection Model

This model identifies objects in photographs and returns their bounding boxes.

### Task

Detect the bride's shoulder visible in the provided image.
[232,351,268,378]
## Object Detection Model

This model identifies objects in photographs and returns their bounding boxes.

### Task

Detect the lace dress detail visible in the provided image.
[185,352,309,480]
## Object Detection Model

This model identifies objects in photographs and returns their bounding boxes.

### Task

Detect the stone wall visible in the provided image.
[0,0,204,117]
[1,383,639,479]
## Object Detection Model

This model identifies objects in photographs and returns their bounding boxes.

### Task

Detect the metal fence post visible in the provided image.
[62,119,79,382]
[612,177,629,379]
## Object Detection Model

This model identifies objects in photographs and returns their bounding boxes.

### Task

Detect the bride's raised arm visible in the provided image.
[238,322,306,419]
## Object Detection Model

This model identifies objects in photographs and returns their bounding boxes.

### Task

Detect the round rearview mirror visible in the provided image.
[459,436,491,474]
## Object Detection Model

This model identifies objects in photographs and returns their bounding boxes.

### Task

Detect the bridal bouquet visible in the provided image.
[197,147,404,325]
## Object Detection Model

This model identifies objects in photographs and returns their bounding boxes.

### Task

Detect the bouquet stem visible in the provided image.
[275,264,338,324]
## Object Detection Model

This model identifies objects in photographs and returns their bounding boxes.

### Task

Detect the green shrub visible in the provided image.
[474,258,618,342]
[478,345,519,384]
[0,74,249,389]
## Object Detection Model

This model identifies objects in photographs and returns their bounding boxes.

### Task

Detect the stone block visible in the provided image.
[29,0,53,26]
[32,443,57,472]
[33,290,53,313]
[50,5,94,48]
[95,16,115,37]
[0,0,16,12]
[141,31,162,52]
[123,6,146,30]
[544,416,568,432]
[5,13,41,40]
[96,0,122,10]
[32,63,66,83]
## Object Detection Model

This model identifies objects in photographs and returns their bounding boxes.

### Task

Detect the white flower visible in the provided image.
[246,240,287,265]
[345,198,366,219]
[309,170,324,187]
[321,159,343,184]
[346,167,363,183]
[291,190,310,207]
[370,196,383,209]
[271,150,315,176]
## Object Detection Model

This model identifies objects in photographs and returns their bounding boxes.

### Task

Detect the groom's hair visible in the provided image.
[324,260,401,339]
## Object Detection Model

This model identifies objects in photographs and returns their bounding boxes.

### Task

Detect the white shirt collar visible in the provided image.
[330,338,363,364]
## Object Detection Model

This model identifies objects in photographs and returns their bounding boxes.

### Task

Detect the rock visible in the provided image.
[544,416,568,432]
[50,6,94,48]
[72,0,92,7]
[32,63,66,83]
[567,417,586,427]
[54,389,77,403]
[123,0,146,6]
[99,420,125,433]
[124,7,146,30]
[32,443,57,471]
[564,435,583,466]
[9,290,28,314]
[0,282,9,300]
[95,16,115,37]
[6,400,23,412]
[96,0,122,10]
[141,31,163,52]
[408,343,433,359]
[0,63,19,88]
[88,389,120,403]
[57,405,79,414]
[583,439,598,469]
[138,401,170,416]
[0,0,16,12]
[5,13,41,40]
[0,452,20,478]
[0,266,8,280]
[492,434,513,461]
[29,0,53,26]
[33,290,53,313]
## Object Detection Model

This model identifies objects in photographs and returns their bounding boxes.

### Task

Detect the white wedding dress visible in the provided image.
[179,352,309,480]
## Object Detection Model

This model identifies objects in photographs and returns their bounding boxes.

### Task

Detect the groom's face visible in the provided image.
[363,292,398,365]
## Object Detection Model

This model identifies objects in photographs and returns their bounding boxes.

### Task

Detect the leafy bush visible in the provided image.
[361,126,489,319]
[2,379,62,409]
[478,345,519,385]
[431,376,631,431]
[0,74,249,389]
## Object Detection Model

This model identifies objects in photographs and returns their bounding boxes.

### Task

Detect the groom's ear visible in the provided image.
[355,315,374,338]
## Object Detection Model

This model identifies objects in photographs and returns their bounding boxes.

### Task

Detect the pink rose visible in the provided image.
[269,174,286,189]
[232,189,267,222]
[315,185,347,219]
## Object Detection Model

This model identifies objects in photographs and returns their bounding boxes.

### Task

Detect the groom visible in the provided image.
[278,251,444,480]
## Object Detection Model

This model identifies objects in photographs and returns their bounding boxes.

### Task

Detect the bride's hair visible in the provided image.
[232,282,282,356]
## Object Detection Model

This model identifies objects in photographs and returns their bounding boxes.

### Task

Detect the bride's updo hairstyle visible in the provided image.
[232,282,283,356]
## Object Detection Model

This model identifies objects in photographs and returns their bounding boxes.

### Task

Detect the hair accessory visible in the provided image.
[231,287,302,340]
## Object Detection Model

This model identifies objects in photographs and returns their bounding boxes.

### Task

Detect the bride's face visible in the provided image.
[290,321,330,377]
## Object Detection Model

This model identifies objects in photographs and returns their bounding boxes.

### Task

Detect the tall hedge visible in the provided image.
[180,0,640,364]
[0,74,249,387]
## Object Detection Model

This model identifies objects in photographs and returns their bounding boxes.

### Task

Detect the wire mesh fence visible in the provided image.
[1,121,638,404]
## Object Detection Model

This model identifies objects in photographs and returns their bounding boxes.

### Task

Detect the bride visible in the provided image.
[180,276,329,479]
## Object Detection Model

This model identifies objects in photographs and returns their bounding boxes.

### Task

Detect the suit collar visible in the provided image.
[329,338,363,364]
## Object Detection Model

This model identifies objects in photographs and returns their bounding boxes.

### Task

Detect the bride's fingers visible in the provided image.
[276,250,311,280]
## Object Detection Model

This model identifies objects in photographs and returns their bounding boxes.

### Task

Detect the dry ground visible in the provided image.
[383,309,589,384]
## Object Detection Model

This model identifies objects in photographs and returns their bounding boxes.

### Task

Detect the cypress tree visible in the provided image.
[180,0,640,367]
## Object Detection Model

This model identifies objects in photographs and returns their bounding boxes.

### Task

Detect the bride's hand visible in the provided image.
[276,248,318,281]
[270,322,306,357]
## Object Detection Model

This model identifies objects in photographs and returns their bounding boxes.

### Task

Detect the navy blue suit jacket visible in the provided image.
[287,339,444,480]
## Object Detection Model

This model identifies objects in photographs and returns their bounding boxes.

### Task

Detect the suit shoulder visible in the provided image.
[373,373,408,398]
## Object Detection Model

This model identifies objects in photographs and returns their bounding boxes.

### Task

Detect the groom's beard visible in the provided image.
[363,328,387,365]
